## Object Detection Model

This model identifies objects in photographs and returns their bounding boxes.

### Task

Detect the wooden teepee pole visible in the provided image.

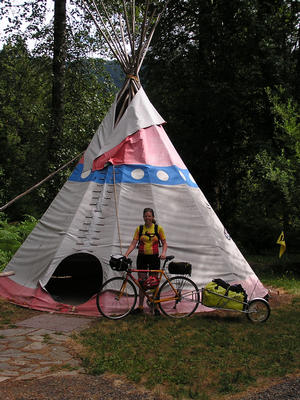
[122,0,135,60]
[83,0,169,124]
[0,152,83,212]
[96,0,129,65]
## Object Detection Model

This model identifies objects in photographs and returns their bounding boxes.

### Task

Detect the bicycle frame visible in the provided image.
[121,268,181,305]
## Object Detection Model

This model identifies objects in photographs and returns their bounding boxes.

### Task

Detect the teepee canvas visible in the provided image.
[0,1,267,315]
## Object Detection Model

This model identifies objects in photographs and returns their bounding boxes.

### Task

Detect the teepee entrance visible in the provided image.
[45,253,102,305]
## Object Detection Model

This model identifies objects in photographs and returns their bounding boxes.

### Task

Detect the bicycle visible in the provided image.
[96,255,200,319]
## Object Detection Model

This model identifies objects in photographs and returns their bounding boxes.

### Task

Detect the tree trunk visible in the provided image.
[49,0,67,167]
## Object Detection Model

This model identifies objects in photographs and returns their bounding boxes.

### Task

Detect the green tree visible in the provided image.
[0,38,51,218]
[0,37,115,219]
[233,88,300,251]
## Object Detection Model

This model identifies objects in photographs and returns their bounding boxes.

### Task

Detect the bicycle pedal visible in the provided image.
[146,300,154,308]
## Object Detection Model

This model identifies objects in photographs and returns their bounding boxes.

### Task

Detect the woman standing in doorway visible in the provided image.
[124,208,167,315]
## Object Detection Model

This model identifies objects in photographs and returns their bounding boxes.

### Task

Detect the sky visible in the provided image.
[0,0,101,58]
[0,0,54,50]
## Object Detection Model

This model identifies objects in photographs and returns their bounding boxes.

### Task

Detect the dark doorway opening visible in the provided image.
[46,253,103,305]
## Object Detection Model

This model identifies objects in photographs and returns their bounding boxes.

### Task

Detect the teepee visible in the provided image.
[0,0,267,316]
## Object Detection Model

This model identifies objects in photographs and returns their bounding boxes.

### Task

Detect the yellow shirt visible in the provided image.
[133,224,166,255]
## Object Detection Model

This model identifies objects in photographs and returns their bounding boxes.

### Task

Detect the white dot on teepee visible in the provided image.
[81,170,91,179]
[179,171,186,181]
[157,170,169,181]
[131,169,144,180]
[189,173,196,183]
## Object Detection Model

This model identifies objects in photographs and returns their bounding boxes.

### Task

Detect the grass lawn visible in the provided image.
[0,298,40,329]
[73,256,300,400]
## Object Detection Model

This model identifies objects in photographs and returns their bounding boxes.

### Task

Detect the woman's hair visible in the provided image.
[143,208,156,224]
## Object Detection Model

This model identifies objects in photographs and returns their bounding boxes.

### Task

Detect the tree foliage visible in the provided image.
[234,87,300,251]
[0,38,51,217]
[0,37,115,218]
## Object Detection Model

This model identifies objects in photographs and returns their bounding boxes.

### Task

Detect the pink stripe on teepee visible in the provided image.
[87,125,187,171]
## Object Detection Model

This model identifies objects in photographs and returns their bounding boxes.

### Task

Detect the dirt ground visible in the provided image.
[1,369,299,400]
[0,373,168,400]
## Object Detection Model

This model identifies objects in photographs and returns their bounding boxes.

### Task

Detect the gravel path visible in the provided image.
[237,376,300,400]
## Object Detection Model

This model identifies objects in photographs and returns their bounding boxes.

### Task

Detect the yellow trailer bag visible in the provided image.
[202,280,246,311]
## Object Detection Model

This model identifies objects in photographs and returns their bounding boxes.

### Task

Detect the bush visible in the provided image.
[0,213,37,271]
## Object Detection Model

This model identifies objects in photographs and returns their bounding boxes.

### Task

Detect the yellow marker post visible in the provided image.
[276,231,286,258]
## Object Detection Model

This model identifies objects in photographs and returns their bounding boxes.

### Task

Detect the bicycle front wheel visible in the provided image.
[96,277,137,319]
[158,276,200,318]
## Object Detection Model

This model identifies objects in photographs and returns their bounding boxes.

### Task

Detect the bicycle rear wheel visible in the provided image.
[246,299,270,323]
[158,276,199,318]
[96,277,137,319]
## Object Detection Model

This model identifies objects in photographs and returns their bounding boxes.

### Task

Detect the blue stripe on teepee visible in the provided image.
[69,164,198,187]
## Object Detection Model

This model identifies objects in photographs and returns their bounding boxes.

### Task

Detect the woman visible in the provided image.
[124,208,167,315]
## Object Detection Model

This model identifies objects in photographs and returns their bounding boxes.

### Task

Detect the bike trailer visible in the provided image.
[168,261,192,276]
[202,279,247,311]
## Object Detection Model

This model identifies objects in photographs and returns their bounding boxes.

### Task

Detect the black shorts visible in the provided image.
[136,254,160,270]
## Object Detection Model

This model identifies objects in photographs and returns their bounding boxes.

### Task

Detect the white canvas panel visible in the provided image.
[107,183,257,289]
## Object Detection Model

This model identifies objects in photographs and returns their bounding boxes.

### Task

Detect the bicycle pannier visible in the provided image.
[109,255,131,271]
[168,262,192,275]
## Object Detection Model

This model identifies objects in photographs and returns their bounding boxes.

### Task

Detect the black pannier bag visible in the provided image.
[168,261,192,276]
[109,255,131,271]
